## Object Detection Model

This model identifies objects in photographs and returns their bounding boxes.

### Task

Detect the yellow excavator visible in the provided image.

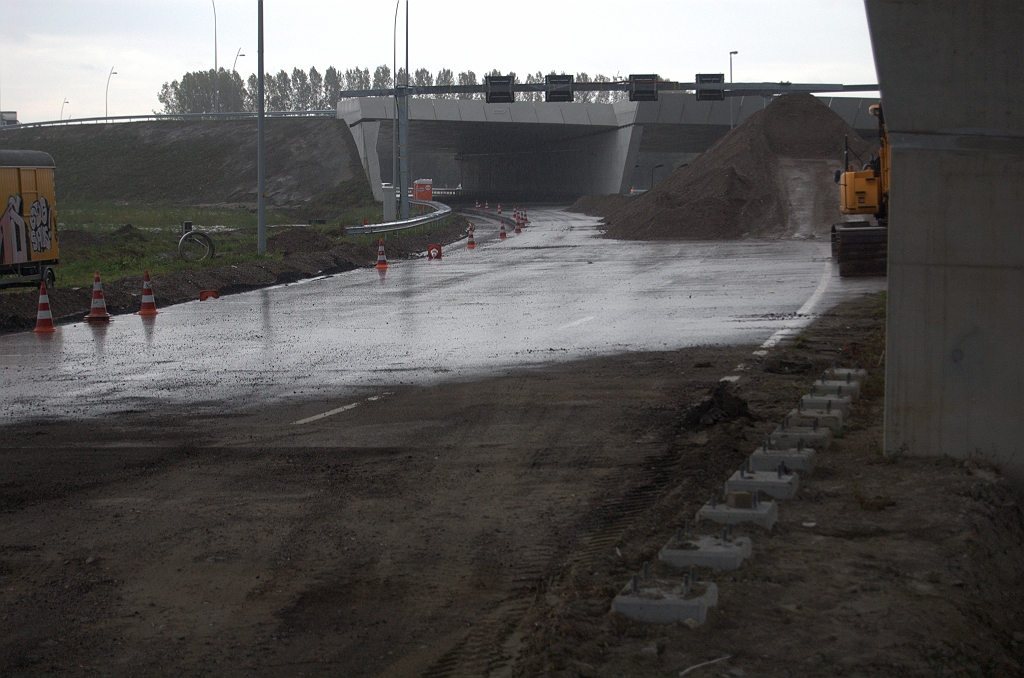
[832,103,888,276]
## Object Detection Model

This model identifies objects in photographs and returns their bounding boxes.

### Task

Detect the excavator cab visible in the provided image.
[832,103,889,276]
[837,103,889,220]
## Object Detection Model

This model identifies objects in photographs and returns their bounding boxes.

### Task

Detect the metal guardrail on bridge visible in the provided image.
[0,110,336,131]
[344,199,452,235]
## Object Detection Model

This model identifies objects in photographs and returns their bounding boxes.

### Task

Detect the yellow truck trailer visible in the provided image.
[0,150,59,289]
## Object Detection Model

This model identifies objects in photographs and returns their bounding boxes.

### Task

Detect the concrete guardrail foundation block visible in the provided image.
[748,447,817,473]
[659,534,752,571]
[612,580,718,625]
[725,469,799,500]
[697,498,778,529]
[800,394,853,417]
[787,407,844,431]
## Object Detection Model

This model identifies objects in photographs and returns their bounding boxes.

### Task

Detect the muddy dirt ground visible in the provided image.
[2,293,1023,678]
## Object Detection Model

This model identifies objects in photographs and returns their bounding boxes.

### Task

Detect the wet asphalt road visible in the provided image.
[0,209,884,424]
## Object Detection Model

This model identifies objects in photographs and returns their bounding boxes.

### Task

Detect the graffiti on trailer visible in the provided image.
[0,194,29,265]
[29,196,53,253]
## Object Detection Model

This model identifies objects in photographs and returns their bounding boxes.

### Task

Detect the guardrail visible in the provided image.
[0,110,336,131]
[344,199,452,235]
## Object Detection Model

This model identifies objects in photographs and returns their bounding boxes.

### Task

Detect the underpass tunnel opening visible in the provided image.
[373,119,628,204]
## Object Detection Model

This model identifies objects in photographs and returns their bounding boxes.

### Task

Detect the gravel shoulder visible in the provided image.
[1,292,1021,678]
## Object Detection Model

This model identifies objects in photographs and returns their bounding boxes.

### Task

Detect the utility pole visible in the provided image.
[398,0,410,219]
[212,0,219,114]
[257,0,266,254]
[392,0,399,218]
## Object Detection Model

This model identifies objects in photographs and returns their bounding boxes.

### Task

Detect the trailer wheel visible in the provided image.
[178,231,215,262]
[43,267,56,290]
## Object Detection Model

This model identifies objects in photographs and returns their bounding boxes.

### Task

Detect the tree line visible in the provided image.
[156,65,630,114]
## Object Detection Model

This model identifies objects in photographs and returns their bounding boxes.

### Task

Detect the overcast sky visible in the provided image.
[0,0,878,123]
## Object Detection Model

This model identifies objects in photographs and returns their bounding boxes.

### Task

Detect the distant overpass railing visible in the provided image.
[0,110,336,131]
[344,199,452,235]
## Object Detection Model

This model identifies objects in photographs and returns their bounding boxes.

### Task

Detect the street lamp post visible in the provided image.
[257,0,266,254]
[397,0,410,220]
[105,68,117,120]
[212,0,219,113]
[232,48,244,73]
[729,51,738,129]
[60,99,69,120]
[392,0,400,215]
[651,163,665,190]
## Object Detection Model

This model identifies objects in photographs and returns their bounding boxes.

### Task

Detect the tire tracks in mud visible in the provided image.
[418,442,688,678]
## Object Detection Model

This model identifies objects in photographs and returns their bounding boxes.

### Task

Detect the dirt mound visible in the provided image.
[0,118,372,209]
[267,227,336,256]
[590,93,874,241]
[566,193,631,219]
[55,229,104,250]
[112,223,146,240]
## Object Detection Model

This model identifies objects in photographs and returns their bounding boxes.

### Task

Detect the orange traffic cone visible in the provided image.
[32,281,56,333]
[375,238,389,269]
[137,270,158,316]
[514,215,522,234]
[466,224,476,249]
[499,222,507,239]
[485,200,489,211]
[84,271,111,323]
[475,200,480,209]
[497,204,502,215]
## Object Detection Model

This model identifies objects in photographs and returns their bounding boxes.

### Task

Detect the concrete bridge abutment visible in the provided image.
[865,0,1024,483]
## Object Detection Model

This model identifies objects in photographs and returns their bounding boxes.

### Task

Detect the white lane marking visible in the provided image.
[759,260,832,349]
[720,375,741,383]
[559,316,595,330]
[291,402,359,425]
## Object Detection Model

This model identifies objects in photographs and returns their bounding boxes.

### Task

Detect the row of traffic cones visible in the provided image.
[32,270,158,333]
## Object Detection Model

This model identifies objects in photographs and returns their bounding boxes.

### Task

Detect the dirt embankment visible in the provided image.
[569,93,875,240]
[0,215,472,334]
[0,118,372,209]
[2,293,1022,677]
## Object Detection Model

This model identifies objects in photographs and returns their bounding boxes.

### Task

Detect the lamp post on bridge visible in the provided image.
[60,99,69,120]
[105,68,117,120]
[232,48,244,73]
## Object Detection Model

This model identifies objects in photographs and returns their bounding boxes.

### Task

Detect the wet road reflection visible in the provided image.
[0,210,884,423]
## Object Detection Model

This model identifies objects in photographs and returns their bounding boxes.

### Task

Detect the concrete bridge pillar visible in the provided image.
[865,1,1024,482]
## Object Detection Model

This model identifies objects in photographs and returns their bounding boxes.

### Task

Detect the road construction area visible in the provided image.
[0,210,880,424]
[3,211,1021,678]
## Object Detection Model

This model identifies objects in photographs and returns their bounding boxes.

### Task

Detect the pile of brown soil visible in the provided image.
[575,93,874,240]
[266,227,337,256]
[566,193,631,220]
